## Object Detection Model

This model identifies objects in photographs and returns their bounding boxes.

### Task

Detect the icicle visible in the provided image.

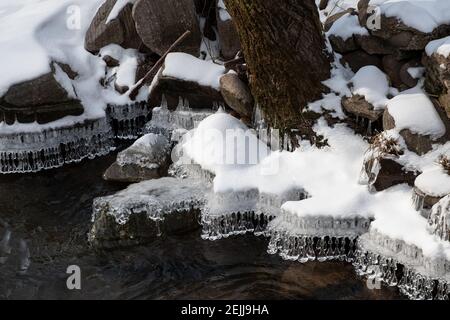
[0,117,114,174]
[106,101,151,139]
[429,195,450,241]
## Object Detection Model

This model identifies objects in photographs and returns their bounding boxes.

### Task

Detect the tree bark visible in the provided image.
[224,0,330,140]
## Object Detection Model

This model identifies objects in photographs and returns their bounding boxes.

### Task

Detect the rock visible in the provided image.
[399,60,421,88]
[424,52,450,119]
[355,35,394,55]
[103,55,120,67]
[360,132,417,191]
[0,64,83,124]
[383,109,434,155]
[219,73,253,117]
[328,34,359,54]
[319,0,329,11]
[342,95,383,122]
[382,55,404,89]
[89,177,207,248]
[85,0,141,53]
[341,50,382,73]
[132,0,201,56]
[216,1,240,60]
[151,60,225,109]
[104,133,171,183]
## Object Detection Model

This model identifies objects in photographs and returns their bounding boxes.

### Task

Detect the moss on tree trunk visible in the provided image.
[224,0,330,142]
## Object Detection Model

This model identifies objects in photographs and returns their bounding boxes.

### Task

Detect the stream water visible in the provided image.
[0,155,402,300]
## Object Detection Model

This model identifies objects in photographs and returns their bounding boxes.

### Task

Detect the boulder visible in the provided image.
[342,95,383,122]
[0,64,83,124]
[364,157,416,192]
[383,109,434,155]
[328,34,359,54]
[341,50,382,73]
[216,1,241,60]
[89,177,206,248]
[355,35,395,55]
[219,73,253,117]
[132,0,201,56]
[104,133,171,183]
[319,0,329,11]
[85,0,141,53]
[399,60,421,88]
[424,51,450,119]
[382,55,404,89]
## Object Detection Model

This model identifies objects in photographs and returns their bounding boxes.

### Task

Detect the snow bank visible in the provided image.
[351,66,390,110]
[386,88,446,139]
[426,36,450,58]
[326,13,369,40]
[163,53,226,90]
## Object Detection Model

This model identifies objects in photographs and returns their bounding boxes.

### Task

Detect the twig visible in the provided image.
[128,30,192,100]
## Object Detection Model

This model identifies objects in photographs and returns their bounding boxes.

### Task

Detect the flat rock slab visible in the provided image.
[89,177,208,248]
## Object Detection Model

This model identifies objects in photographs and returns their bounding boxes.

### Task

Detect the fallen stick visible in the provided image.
[128,30,192,101]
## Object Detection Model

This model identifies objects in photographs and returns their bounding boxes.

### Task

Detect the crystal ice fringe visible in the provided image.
[106,101,151,139]
[267,231,358,263]
[429,195,450,242]
[144,96,214,140]
[355,230,450,300]
[0,117,114,174]
[201,188,307,240]
[266,211,371,263]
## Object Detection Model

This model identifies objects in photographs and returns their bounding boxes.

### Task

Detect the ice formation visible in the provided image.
[429,196,450,242]
[0,117,114,174]
[106,101,152,139]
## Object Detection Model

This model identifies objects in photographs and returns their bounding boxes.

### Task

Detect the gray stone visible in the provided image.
[342,95,383,121]
[85,0,141,53]
[104,133,171,183]
[132,0,201,56]
[216,1,241,60]
[219,73,253,117]
[89,177,207,248]
[0,64,83,124]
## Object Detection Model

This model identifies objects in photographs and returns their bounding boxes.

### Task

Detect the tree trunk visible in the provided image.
[224,0,330,141]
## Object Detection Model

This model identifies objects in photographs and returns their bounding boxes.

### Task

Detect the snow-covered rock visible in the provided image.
[384,88,446,155]
[153,53,226,108]
[90,177,207,248]
[103,133,171,183]
[84,0,141,53]
[342,66,391,121]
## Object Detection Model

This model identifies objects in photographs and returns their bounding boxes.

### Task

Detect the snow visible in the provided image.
[326,13,369,40]
[0,0,148,135]
[217,0,232,21]
[163,53,226,90]
[307,93,346,119]
[386,87,446,139]
[415,165,450,197]
[350,66,390,110]
[182,111,270,176]
[426,36,450,58]
[106,0,137,24]
[369,0,450,33]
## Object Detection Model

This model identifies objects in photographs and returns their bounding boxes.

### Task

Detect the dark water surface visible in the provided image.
[0,155,402,300]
